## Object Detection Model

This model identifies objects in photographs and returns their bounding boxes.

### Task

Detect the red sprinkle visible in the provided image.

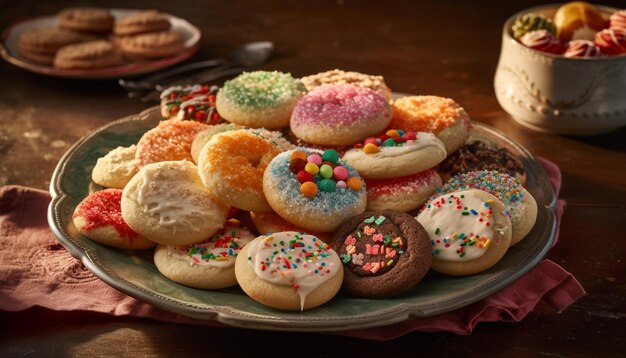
[73,189,138,239]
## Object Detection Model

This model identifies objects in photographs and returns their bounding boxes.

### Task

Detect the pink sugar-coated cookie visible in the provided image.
[364,169,442,212]
[290,84,392,146]
[72,189,155,250]
[135,119,208,168]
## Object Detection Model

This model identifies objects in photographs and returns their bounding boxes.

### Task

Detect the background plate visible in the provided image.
[48,105,556,332]
[1,9,201,79]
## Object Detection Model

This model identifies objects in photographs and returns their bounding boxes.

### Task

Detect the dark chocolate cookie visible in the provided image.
[438,140,525,184]
[330,210,432,298]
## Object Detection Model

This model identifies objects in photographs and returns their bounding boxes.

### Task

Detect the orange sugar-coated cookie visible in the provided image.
[135,119,207,168]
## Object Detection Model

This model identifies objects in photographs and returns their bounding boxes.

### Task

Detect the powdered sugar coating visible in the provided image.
[291,84,389,127]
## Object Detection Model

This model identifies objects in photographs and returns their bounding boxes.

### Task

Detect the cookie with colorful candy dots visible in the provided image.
[594,28,626,55]
[290,84,392,146]
[263,148,367,233]
[438,141,526,185]
[563,39,604,58]
[135,119,207,168]
[121,160,229,246]
[329,210,432,298]
[390,96,471,154]
[519,30,564,54]
[216,71,307,129]
[73,189,155,250]
[342,129,447,179]
[364,169,442,212]
[154,218,255,289]
[432,170,537,246]
[198,130,281,212]
[249,211,330,242]
[553,1,605,42]
[416,189,512,276]
[300,69,393,102]
[609,10,626,31]
[235,232,344,310]
[91,145,139,189]
[160,84,215,118]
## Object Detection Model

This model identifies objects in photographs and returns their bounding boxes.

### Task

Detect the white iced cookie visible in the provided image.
[235,232,344,311]
[92,145,139,188]
[154,220,255,289]
[416,189,512,276]
[121,160,229,246]
[342,131,447,179]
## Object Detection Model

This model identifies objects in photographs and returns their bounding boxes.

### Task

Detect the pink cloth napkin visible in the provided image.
[0,158,584,340]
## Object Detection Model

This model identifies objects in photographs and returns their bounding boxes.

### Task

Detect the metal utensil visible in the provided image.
[119,41,274,92]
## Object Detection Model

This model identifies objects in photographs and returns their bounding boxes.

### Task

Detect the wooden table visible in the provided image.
[1,0,624,356]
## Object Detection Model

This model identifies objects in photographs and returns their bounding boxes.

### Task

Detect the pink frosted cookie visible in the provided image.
[72,189,155,250]
[290,84,392,146]
[364,169,442,212]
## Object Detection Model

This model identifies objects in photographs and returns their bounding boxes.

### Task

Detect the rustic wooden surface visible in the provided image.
[0,0,624,356]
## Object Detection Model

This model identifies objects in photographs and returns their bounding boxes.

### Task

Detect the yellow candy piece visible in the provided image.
[554,1,605,42]
[386,129,400,138]
[300,181,318,197]
[363,143,380,154]
[305,162,319,175]
[346,177,363,191]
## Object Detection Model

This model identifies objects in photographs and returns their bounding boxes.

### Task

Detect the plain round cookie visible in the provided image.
[300,69,392,102]
[53,40,122,69]
[135,119,207,168]
[216,71,307,129]
[290,84,392,146]
[18,28,84,65]
[235,232,344,310]
[263,149,367,233]
[417,189,512,276]
[58,7,114,33]
[198,130,281,212]
[154,221,255,289]
[114,10,171,36]
[121,160,229,246]
[364,169,442,212]
[92,145,139,189]
[342,131,447,179]
[330,211,432,298]
[72,189,155,250]
[433,170,537,245]
[119,31,184,60]
[390,95,472,154]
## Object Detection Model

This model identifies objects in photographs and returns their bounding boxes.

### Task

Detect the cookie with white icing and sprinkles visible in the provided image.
[263,148,367,233]
[235,231,343,310]
[216,71,307,129]
[154,219,255,289]
[433,170,537,246]
[330,210,432,298]
[416,189,512,276]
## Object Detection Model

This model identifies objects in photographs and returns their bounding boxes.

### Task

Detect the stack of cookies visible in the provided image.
[17,8,185,70]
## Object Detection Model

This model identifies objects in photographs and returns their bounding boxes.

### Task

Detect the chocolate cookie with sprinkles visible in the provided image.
[159,84,217,118]
[329,210,432,298]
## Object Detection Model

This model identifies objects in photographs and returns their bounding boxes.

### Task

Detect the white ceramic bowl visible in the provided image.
[494,4,626,135]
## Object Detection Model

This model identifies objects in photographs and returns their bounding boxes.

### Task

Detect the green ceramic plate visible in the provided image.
[48,105,556,332]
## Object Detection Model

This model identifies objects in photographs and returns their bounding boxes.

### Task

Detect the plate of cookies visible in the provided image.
[0,7,200,79]
[48,70,557,331]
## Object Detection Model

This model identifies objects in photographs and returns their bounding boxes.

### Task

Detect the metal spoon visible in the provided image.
[119,41,274,92]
